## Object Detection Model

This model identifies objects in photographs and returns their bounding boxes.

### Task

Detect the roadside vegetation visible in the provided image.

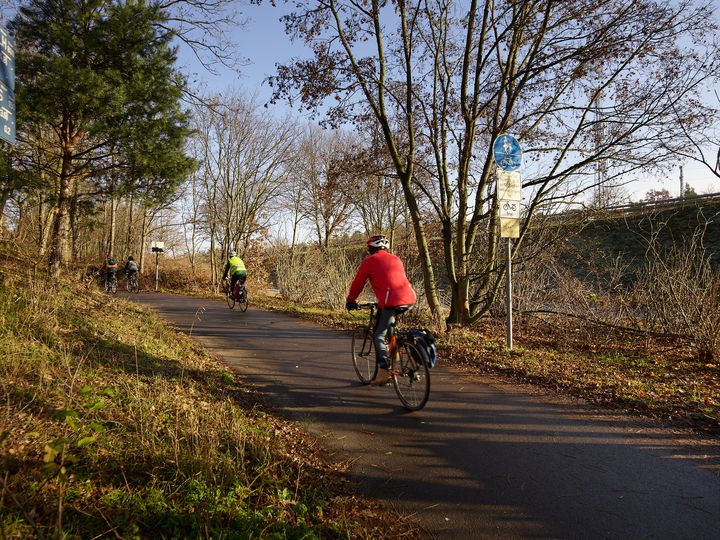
[1,1,719,534]
[0,252,418,539]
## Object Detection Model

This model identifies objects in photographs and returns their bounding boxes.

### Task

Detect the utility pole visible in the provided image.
[679,166,684,199]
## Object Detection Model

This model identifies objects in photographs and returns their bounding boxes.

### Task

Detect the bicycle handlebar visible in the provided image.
[356,302,378,309]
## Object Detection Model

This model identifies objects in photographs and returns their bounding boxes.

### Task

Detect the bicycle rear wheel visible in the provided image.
[127,276,138,293]
[109,279,117,295]
[226,288,235,309]
[392,342,430,411]
[237,287,248,312]
[351,325,377,384]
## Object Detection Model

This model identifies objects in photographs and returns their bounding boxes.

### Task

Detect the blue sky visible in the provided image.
[177,2,303,112]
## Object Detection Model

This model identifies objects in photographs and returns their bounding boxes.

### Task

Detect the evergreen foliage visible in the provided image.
[9,0,193,274]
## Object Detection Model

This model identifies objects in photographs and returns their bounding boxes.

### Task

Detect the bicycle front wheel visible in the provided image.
[237,288,248,312]
[226,289,235,309]
[351,325,377,384]
[392,342,430,411]
[110,280,117,294]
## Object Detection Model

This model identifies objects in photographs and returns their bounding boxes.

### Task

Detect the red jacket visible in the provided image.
[347,250,416,308]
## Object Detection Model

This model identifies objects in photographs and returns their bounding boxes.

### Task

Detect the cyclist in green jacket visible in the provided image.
[222,250,247,298]
[102,252,118,286]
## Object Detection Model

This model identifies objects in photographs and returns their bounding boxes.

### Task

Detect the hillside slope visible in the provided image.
[0,252,416,539]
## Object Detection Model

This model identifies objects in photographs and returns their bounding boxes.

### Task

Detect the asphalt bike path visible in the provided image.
[129,293,720,539]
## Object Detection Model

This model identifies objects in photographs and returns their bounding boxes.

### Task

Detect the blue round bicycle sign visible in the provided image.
[493,134,522,172]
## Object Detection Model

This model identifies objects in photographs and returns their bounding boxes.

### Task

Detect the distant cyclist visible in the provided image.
[222,250,247,298]
[124,255,138,278]
[101,252,118,288]
[346,235,416,385]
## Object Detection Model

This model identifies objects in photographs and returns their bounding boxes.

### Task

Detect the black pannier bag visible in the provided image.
[408,328,437,368]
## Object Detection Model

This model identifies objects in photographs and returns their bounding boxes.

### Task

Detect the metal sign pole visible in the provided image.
[154,251,159,291]
[506,238,513,349]
[492,133,522,351]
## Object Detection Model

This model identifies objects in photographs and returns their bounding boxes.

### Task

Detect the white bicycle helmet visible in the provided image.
[367,235,390,250]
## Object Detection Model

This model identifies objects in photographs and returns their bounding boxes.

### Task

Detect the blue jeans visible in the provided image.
[375,308,400,370]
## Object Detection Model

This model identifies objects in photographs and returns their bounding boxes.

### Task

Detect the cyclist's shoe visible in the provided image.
[372,368,391,386]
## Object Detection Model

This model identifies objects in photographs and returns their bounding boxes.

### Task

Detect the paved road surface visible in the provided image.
[129,293,720,539]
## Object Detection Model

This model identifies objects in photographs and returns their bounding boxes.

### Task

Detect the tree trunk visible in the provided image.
[125,191,134,258]
[209,231,217,289]
[139,209,147,274]
[48,165,73,279]
[38,196,47,254]
[49,121,82,279]
[107,171,117,255]
[69,178,80,262]
[398,168,444,329]
[0,187,11,233]
[39,174,57,255]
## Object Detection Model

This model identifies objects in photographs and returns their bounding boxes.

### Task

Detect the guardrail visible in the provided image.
[603,192,720,213]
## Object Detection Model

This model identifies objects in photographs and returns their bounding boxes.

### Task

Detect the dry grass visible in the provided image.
[444,315,720,433]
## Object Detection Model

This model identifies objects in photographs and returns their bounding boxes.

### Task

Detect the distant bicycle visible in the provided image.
[351,302,433,411]
[126,273,139,293]
[104,274,117,295]
[224,278,249,312]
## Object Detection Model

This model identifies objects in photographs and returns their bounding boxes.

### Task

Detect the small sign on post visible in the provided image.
[493,134,523,350]
[496,169,522,239]
[151,242,164,291]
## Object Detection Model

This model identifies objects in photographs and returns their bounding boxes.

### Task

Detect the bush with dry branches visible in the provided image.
[629,234,720,361]
[511,214,720,362]
[274,246,356,309]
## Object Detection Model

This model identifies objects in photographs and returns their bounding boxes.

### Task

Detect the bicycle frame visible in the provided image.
[357,302,402,368]
[352,302,430,410]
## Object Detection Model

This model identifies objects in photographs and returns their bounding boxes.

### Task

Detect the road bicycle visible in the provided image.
[224,278,249,312]
[351,302,431,411]
[126,272,139,293]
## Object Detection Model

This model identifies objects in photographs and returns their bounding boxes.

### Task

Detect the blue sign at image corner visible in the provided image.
[0,26,14,92]
[0,81,16,145]
[493,133,522,172]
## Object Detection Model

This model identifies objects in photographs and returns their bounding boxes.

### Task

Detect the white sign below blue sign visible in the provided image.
[493,134,522,172]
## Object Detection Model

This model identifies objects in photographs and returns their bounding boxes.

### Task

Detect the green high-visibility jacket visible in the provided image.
[227,256,246,276]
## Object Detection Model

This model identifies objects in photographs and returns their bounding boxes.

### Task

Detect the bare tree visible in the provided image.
[297,126,356,248]
[181,170,204,275]
[269,0,720,327]
[159,0,249,74]
[191,93,296,285]
[277,159,309,264]
[336,126,407,240]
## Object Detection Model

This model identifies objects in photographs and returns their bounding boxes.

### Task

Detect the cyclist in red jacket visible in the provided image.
[346,235,417,385]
